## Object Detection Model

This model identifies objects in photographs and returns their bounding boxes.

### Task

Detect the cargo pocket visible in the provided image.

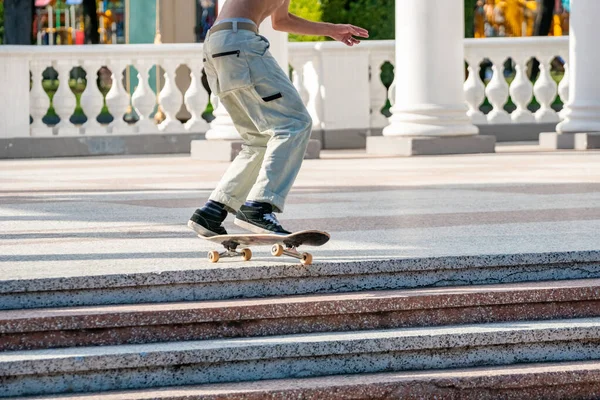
[211,49,253,94]
[261,93,282,102]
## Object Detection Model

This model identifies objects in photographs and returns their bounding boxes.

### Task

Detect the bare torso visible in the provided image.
[216,0,286,26]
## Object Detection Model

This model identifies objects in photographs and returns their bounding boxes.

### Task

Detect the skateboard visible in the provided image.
[197,230,330,265]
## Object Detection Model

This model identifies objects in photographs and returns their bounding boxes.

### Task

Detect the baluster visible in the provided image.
[158,61,184,132]
[485,58,511,124]
[184,58,209,133]
[79,60,106,135]
[558,60,569,120]
[30,60,52,136]
[509,57,535,123]
[368,53,392,128]
[289,58,310,106]
[463,59,487,124]
[54,61,79,135]
[302,57,323,132]
[131,61,158,134]
[533,56,559,123]
[105,60,131,134]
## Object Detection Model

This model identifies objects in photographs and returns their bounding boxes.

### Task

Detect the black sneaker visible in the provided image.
[188,207,228,237]
[234,203,291,235]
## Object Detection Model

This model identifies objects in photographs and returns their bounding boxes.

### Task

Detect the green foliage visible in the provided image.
[321,0,394,40]
[0,0,4,45]
[289,0,325,42]
[465,0,476,38]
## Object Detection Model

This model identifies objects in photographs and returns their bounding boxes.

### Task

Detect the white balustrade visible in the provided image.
[368,50,394,129]
[105,60,132,134]
[0,37,571,140]
[288,44,324,131]
[509,57,535,123]
[463,59,487,125]
[485,59,511,124]
[465,36,568,124]
[158,61,185,132]
[79,60,106,135]
[30,60,52,136]
[533,55,559,123]
[184,57,210,133]
[131,61,158,134]
[557,60,570,120]
[54,60,79,135]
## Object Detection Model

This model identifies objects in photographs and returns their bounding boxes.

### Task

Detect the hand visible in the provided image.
[328,24,369,46]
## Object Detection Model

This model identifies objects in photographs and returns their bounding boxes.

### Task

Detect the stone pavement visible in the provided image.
[1,146,599,282]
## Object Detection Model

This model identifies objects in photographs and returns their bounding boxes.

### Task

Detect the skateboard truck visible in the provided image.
[208,242,252,263]
[271,244,313,265]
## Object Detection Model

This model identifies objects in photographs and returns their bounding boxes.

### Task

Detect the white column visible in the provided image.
[556,0,600,134]
[382,0,478,137]
[368,0,494,156]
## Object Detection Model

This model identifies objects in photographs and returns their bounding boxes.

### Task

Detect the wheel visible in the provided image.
[301,253,313,266]
[271,244,284,257]
[241,248,252,261]
[208,250,220,263]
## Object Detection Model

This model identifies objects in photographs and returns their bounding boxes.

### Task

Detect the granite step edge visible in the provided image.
[2,280,600,351]
[2,278,599,334]
[2,250,599,295]
[2,318,600,377]
[16,360,600,400]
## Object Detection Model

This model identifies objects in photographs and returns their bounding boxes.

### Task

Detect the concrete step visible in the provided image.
[17,360,600,400]
[2,279,600,351]
[1,250,599,309]
[3,318,600,397]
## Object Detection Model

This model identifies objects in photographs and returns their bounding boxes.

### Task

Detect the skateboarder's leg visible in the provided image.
[235,38,313,214]
[208,94,269,213]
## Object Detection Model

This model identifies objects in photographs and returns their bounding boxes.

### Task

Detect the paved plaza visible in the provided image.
[1,145,599,283]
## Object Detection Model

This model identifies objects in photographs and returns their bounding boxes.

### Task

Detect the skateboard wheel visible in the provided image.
[208,251,220,263]
[301,253,313,266]
[271,244,284,257]
[241,248,252,261]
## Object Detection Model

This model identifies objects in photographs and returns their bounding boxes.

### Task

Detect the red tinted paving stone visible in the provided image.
[2,279,600,351]
[21,360,600,400]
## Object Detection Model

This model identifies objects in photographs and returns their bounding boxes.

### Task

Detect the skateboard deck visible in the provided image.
[198,230,330,265]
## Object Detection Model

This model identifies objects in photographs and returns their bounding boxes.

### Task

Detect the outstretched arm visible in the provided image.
[271,0,369,46]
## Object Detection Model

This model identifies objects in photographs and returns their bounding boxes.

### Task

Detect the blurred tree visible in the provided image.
[465,0,476,38]
[321,0,394,40]
[290,0,478,41]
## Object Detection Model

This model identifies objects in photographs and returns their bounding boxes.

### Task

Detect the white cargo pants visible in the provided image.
[203,26,312,213]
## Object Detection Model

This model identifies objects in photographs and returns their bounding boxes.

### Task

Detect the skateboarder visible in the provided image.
[189,0,368,237]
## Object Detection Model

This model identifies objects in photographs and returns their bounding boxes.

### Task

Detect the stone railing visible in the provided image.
[463,36,569,125]
[0,44,210,138]
[0,36,569,140]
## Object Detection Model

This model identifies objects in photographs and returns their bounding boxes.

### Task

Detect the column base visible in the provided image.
[191,139,322,162]
[539,132,577,150]
[575,132,600,150]
[366,135,496,156]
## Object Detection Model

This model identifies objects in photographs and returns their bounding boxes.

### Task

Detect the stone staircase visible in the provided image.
[1,251,600,399]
